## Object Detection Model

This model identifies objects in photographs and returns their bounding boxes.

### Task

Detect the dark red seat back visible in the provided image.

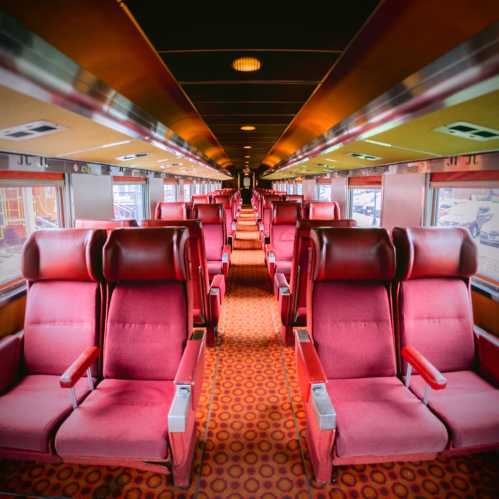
[103,228,190,381]
[393,227,477,372]
[154,202,188,221]
[75,219,137,229]
[270,202,301,262]
[22,229,106,375]
[214,195,234,237]
[307,201,341,221]
[310,228,396,380]
[286,194,304,203]
[262,195,282,238]
[193,204,226,263]
[192,195,210,205]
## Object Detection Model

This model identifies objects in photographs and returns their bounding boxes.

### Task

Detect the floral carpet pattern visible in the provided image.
[1,218,498,498]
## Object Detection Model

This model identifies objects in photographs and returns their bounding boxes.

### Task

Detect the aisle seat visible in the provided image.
[55,227,206,487]
[393,227,499,451]
[0,229,105,461]
[75,219,137,228]
[307,201,341,220]
[154,202,188,221]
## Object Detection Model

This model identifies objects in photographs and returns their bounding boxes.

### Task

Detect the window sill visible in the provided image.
[472,277,499,302]
[0,280,27,307]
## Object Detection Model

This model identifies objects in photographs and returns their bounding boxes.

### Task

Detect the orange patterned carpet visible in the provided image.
[1,230,499,498]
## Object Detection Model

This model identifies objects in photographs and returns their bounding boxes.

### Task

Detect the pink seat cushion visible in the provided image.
[328,377,448,458]
[24,281,99,375]
[207,261,223,278]
[104,283,186,380]
[313,283,396,379]
[204,225,224,261]
[272,226,296,261]
[56,379,174,460]
[398,279,475,372]
[0,375,89,452]
[411,371,499,449]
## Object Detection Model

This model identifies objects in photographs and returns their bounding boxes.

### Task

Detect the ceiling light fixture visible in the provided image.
[232,57,261,72]
[240,125,256,131]
[243,145,252,149]
[244,155,251,158]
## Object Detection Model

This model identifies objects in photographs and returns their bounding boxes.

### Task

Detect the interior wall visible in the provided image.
[0,293,26,339]
[381,173,426,230]
[302,178,316,201]
[330,177,347,216]
[148,177,163,217]
[71,173,113,221]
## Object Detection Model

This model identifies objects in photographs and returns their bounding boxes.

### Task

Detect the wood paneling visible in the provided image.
[472,290,499,337]
[0,292,26,339]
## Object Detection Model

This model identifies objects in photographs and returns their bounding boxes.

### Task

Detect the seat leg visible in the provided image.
[281,325,294,347]
[206,325,217,347]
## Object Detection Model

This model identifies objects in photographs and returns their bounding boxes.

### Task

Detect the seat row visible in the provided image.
[0,227,205,486]
[296,226,499,483]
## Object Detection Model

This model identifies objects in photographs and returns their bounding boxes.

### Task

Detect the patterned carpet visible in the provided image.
[1,222,499,498]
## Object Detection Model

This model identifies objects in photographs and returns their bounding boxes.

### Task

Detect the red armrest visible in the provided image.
[222,245,231,275]
[210,273,226,301]
[174,331,206,386]
[60,346,99,388]
[475,325,499,387]
[402,346,447,390]
[274,272,292,324]
[295,328,327,402]
[0,331,23,393]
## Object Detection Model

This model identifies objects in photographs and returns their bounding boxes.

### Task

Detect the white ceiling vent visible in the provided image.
[434,122,499,141]
[0,120,64,141]
[348,152,381,161]
[116,152,151,161]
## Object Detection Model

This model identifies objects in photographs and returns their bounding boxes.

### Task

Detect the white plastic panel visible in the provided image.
[71,173,113,220]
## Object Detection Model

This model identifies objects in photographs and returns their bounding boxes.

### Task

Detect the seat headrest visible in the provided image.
[75,219,137,229]
[312,228,395,281]
[138,219,203,239]
[264,196,281,207]
[103,228,188,282]
[155,202,187,220]
[297,219,357,236]
[272,202,301,225]
[308,202,340,221]
[392,227,477,280]
[193,204,223,224]
[286,195,304,203]
[192,195,210,205]
[22,229,106,282]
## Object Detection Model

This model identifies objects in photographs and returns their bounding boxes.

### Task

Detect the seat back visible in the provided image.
[262,195,281,238]
[270,202,301,262]
[214,195,234,237]
[22,229,106,375]
[310,228,396,379]
[138,219,210,324]
[154,202,188,221]
[393,227,477,372]
[193,204,226,262]
[289,219,357,323]
[307,201,340,221]
[75,219,137,229]
[192,195,210,205]
[286,194,304,203]
[103,228,190,381]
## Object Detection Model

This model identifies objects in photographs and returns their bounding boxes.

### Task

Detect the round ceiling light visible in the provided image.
[243,145,252,149]
[240,125,256,131]
[232,57,262,72]
[244,155,251,158]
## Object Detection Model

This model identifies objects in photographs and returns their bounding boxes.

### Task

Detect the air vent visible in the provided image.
[348,152,381,161]
[116,152,151,161]
[0,120,64,141]
[435,122,499,141]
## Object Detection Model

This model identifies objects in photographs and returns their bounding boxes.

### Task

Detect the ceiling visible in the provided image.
[120,7,380,172]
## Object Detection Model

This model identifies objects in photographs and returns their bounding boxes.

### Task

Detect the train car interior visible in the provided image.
[0,2,498,497]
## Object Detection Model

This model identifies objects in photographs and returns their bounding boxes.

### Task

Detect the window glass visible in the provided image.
[0,185,61,287]
[286,183,294,195]
[434,187,499,281]
[183,183,191,201]
[317,184,332,201]
[164,183,176,202]
[350,188,382,227]
[112,184,144,220]
[296,183,303,195]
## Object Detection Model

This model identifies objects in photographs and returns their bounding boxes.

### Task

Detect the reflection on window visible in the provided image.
[296,183,303,195]
[434,187,499,281]
[183,184,191,201]
[112,184,144,220]
[317,184,332,201]
[0,185,61,287]
[164,184,176,202]
[350,188,382,227]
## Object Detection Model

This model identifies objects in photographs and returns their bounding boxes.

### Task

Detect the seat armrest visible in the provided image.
[210,273,226,301]
[0,331,23,394]
[310,383,336,430]
[274,272,290,297]
[222,245,231,274]
[474,325,499,386]
[402,345,447,391]
[169,330,206,432]
[60,346,99,389]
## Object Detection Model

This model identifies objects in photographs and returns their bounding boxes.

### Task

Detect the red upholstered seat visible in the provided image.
[393,227,499,452]
[55,228,206,487]
[214,195,235,239]
[75,219,137,229]
[307,201,341,220]
[264,202,301,279]
[261,195,281,242]
[154,202,188,221]
[0,229,106,461]
[274,219,357,345]
[295,228,447,484]
[191,194,210,205]
[193,204,231,278]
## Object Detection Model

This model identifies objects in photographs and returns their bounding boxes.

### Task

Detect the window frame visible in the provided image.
[112,176,147,220]
[347,182,383,228]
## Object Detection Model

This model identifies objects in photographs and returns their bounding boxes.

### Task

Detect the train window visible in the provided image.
[433,187,499,282]
[183,183,192,201]
[0,183,63,288]
[112,183,145,220]
[163,183,176,202]
[349,188,382,227]
[295,183,303,195]
[317,184,332,201]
